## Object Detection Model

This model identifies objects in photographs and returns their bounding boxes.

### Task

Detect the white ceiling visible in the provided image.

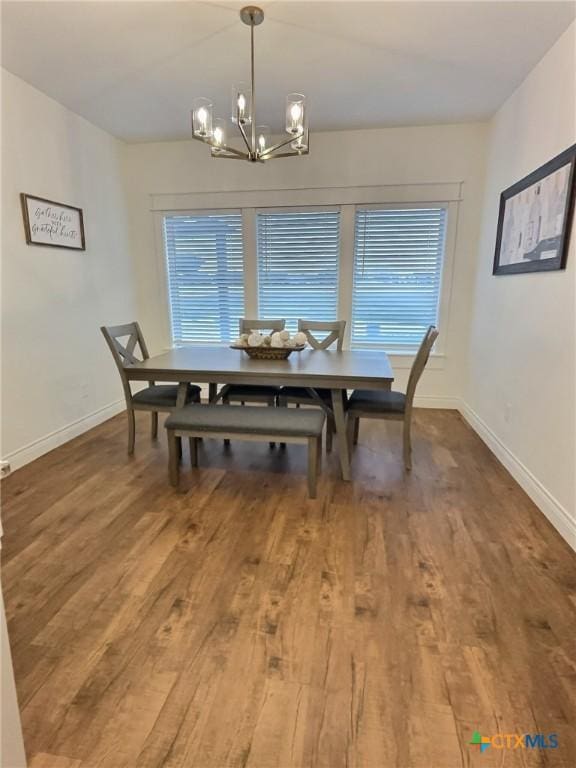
[2,1,575,143]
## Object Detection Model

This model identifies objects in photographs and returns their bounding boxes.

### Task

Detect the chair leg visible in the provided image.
[168,430,180,487]
[326,418,334,453]
[151,411,158,439]
[278,397,287,449]
[403,415,412,471]
[307,436,319,499]
[353,417,360,445]
[189,437,198,468]
[223,396,230,447]
[127,408,136,455]
[268,398,276,449]
[347,415,356,454]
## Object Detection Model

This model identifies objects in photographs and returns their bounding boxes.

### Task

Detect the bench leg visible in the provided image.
[168,430,180,488]
[307,436,319,499]
[189,437,198,468]
[151,411,158,439]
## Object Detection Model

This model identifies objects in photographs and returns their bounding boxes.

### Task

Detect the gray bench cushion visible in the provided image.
[165,404,325,437]
[348,389,406,414]
[133,384,200,408]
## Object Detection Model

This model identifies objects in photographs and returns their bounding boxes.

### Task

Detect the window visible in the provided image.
[256,209,340,332]
[164,212,244,343]
[352,207,446,351]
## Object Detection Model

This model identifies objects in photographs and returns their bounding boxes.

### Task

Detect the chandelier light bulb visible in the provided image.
[256,124,270,156]
[192,97,213,138]
[286,93,306,136]
[290,103,302,123]
[211,118,226,153]
[232,83,251,125]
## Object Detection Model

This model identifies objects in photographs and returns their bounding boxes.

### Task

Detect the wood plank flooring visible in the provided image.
[2,409,575,768]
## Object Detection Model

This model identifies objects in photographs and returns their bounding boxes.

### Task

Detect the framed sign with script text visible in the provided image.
[20,194,86,250]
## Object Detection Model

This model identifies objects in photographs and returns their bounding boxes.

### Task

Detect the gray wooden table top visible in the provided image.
[126,346,394,390]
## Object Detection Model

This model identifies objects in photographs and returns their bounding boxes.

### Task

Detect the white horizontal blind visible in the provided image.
[352,207,446,350]
[164,213,244,343]
[257,209,340,332]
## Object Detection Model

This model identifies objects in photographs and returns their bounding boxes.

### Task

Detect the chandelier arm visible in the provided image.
[259,131,304,159]
[211,152,247,160]
[192,131,248,159]
[214,143,249,159]
[237,121,253,156]
[263,148,310,159]
[191,133,215,147]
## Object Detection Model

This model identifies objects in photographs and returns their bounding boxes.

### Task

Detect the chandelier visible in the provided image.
[191,6,309,163]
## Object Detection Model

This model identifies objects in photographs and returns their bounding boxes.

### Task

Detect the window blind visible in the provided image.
[257,209,340,331]
[352,207,446,351]
[164,213,244,343]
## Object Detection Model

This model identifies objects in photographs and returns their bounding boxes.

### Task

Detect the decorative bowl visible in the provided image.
[230,344,305,360]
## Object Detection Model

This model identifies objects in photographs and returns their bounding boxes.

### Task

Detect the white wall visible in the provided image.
[1,70,138,468]
[465,23,576,547]
[1,590,26,768]
[122,123,488,405]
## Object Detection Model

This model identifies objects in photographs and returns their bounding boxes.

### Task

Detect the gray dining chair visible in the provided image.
[278,320,346,452]
[346,325,439,470]
[218,318,286,407]
[218,318,286,448]
[101,322,201,454]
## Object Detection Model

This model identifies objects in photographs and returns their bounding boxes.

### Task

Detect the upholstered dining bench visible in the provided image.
[165,404,326,498]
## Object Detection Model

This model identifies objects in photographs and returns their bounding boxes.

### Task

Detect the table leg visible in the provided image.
[208,383,217,403]
[331,388,350,481]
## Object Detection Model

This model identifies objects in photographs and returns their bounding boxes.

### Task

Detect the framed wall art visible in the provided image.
[493,144,575,275]
[20,194,86,251]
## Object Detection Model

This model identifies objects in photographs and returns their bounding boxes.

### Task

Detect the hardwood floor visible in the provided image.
[2,409,575,768]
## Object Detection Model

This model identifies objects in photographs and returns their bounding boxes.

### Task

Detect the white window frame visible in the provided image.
[153,184,460,364]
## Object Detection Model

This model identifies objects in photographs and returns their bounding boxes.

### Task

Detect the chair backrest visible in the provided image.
[297,319,346,351]
[100,322,149,402]
[405,326,439,407]
[239,318,286,334]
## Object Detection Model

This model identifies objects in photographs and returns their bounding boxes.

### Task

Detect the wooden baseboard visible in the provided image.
[459,400,576,552]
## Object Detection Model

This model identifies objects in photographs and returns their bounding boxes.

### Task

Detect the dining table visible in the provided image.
[125,346,394,481]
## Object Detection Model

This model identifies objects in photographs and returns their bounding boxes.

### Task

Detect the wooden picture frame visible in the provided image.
[493,144,576,275]
[20,193,86,251]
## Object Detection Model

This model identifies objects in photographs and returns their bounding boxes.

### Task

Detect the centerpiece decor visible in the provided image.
[231,330,307,359]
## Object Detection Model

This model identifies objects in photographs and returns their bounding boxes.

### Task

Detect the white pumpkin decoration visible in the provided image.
[248,332,264,347]
[279,330,290,341]
[292,331,307,346]
[263,335,272,346]
[270,332,284,347]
